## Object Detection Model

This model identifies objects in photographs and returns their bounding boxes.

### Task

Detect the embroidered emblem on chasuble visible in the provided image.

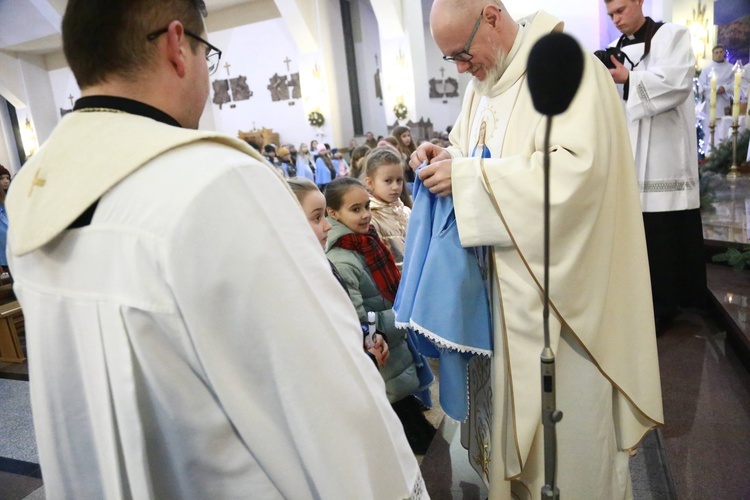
[28,169,47,196]
[461,88,521,485]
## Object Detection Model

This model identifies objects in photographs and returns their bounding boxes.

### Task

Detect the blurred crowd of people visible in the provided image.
[253,126,453,197]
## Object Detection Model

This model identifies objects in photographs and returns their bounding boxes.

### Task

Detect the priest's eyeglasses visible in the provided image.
[147,28,223,76]
[443,10,484,63]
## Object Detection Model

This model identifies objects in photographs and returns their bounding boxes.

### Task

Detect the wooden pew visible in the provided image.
[0,292,25,363]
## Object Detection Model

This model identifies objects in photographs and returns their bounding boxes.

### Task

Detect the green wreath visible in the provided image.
[308,111,325,127]
[393,102,408,121]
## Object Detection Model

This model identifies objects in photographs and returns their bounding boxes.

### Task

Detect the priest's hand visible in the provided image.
[366,334,389,367]
[409,142,451,171]
[419,159,453,197]
[609,55,629,84]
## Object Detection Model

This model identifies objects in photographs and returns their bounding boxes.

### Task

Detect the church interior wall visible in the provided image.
[315,0,355,146]
[421,6,469,136]
[403,0,431,127]
[0,0,710,167]
[203,17,312,147]
[352,0,388,138]
[506,0,604,52]
[18,54,58,148]
[0,98,21,174]
[0,51,28,111]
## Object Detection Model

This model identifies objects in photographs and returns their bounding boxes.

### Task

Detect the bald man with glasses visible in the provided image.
[409,0,663,498]
[5,0,426,498]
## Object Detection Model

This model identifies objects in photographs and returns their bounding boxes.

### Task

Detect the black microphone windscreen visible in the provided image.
[527,33,584,116]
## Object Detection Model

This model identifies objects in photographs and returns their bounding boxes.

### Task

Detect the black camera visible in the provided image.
[594,47,626,69]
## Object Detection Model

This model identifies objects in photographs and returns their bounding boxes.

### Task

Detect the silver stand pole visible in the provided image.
[541,116,563,499]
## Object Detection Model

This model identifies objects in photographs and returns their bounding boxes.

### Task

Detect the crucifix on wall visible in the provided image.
[266,56,301,103]
[429,68,459,102]
[60,94,75,117]
[212,61,253,109]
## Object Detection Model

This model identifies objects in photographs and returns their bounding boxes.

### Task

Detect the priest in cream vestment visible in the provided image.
[5,1,426,498]
[415,2,664,498]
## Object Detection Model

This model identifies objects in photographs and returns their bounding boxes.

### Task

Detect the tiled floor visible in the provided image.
[655,308,750,499]
[2,265,750,499]
[418,266,750,499]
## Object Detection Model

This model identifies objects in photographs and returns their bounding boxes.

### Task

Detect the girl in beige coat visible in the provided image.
[364,147,412,268]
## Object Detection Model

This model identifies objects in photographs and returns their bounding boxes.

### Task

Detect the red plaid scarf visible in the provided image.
[334,226,401,303]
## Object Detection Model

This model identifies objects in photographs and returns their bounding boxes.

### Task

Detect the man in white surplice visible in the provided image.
[605,0,709,331]
[410,0,664,498]
[5,0,425,498]
[698,45,735,118]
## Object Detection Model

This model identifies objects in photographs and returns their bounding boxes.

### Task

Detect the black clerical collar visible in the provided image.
[620,17,657,47]
[74,95,181,127]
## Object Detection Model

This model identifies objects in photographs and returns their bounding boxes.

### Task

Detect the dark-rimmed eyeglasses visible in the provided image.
[443,10,485,63]
[147,28,222,75]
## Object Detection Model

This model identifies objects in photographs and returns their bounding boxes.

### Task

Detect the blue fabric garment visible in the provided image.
[0,206,7,267]
[331,158,348,177]
[295,157,314,180]
[315,157,332,186]
[393,166,492,421]
[404,327,434,408]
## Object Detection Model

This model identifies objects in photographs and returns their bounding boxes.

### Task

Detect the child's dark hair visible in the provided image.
[325,177,367,211]
[287,177,319,203]
[364,146,403,179]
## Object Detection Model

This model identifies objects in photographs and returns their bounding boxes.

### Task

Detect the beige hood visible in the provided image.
[7,111,271,256]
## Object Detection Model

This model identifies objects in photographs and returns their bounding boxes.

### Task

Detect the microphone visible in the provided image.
[525,32,584,500]
[527,32,584,116]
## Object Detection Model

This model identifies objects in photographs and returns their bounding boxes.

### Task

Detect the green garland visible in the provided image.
[699,130,750,210]
[712,246,750,270]
[702,130,750,176]
[308,111,325,127]
[393,102,408,121]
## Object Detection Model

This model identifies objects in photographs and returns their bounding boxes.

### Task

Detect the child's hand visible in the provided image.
[365,334,389,367]
[367,346,386,367]
[373,333,390,365]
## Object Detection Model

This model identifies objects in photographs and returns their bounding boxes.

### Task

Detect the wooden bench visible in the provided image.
[0,300,25,363]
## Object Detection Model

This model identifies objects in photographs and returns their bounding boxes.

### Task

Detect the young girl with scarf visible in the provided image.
[287,178,388,367]
[324,177,435,455]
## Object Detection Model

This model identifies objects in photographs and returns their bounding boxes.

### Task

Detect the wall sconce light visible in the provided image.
[21,118,38,159]
[687,0,709,62]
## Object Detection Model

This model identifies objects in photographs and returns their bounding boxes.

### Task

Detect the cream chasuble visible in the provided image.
[446,11,664,499]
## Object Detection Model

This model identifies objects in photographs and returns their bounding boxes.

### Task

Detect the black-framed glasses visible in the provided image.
[147,28,222,75]
[443,10,485,63]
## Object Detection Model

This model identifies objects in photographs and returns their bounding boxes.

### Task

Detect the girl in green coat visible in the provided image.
[325,177,435,454]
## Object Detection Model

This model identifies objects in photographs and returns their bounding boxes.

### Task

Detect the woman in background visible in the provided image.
[392,126,416,194]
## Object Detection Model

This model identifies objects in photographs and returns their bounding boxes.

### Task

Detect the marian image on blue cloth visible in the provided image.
[394,153,493,422]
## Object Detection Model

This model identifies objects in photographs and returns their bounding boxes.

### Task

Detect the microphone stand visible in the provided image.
[541,116,563,499]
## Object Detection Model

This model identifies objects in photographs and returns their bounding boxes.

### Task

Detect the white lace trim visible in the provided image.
[406,470,428,499]
[396,319,493,357]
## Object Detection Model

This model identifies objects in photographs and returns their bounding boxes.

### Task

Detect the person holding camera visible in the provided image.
[604,0,708,331]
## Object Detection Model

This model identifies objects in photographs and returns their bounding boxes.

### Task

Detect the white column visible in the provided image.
[369,0,430,128]
[276,0,353,147]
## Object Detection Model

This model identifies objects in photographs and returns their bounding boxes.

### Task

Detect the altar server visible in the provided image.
[606,0,709,329]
